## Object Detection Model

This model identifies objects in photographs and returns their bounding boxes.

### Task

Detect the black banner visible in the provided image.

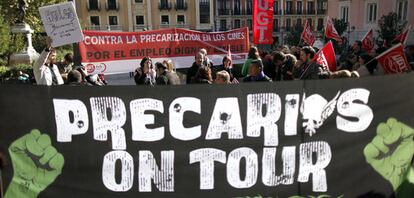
[0,74,413,198]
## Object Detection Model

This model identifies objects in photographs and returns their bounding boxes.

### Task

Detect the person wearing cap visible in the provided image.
[33,37,64,85]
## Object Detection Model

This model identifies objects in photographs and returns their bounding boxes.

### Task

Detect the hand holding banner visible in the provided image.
[39,2,84,47]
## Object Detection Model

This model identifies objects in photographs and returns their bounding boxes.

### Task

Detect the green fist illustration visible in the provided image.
[5,129,64,198]
[364,118,414,191]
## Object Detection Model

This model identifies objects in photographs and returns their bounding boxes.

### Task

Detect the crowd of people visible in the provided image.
[31,37,414,86]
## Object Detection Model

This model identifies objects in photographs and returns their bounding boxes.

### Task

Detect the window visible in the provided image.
[307,18,313,30]
[161,15,169,24]
[234,0,241,15]
[90,16,100,25]
[296,18,302,28]
[220,20,227,31]
[107,0,117,10]
[199,0,210,24]
[297,1,302,14]
[286,18,291,31]
[286,1,293,14]
[317,18,324,31]
[273,19,279,31]
[247,19,252,30]
[136,16,144,25]
[135,0,143,3]
[273,1,278,15]
[246,0,252,15]
[367,3,377,23]
[109,16,118,25]
[177,15,185,24]
[396,0,408,21]
[340,6,349,22]
[234,19,241,28]
[307,1,314,14]
[88,0,99,10]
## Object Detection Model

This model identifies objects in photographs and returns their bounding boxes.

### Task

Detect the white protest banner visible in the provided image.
[39,2,84,47]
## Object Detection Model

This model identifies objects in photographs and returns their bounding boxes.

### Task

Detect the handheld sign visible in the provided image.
[39,2,84,47]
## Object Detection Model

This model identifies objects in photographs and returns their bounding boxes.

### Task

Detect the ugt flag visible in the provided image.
[325,17,342,44]
[253,0,274,44]
[313,41,337,71]
[301,20,315,46]
[376,43,410,74]
[361,29,375,52]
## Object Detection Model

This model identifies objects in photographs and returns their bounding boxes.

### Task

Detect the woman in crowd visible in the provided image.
[241,46,260,76]
[134,56,156,85]
[193,66,213,84]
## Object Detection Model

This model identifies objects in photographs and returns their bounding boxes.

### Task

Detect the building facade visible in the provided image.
[215,0,327,44]
[76,0,328,44]
[327,0,414,44]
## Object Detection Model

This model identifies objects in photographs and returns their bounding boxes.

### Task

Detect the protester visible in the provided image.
[214,55,238,83]
[405,45,414,70]
[296,46,320,80]
[272,51,296,81]
[187,52,205,84]
[58,52,74,81]
[163,59,181,85]
[134,56,156,85]
[66,70,83,85]
[356,54,379,77]
[199,48,214,67]
[33,37,64,85]
[243,60,272,82]
[241,46,260,76]
[193,66,213,84]
[214,70,231,84]
[155,62,169,85]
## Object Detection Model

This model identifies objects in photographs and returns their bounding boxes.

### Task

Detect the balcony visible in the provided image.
[218,9,231,15]
[159,2,172,10]
[134,24,148,31]
[86,25,123,31]
[273,9,281,15]
[175,2,187,11]
[108,25,123,31]
[317,9,326,15]
[285,9,295,15]
[87,2,101,11]
[306,9,316,15]
[233,9,242,15]
[106,1,119,11]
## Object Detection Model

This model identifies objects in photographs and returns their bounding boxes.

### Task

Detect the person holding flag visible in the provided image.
[301,20,316,46]
[325,17,343,44]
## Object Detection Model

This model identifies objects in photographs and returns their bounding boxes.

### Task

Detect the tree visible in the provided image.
[377,12,407,46]
[0,0,67,64]
[286,25,304,46]
[332,18,348,37]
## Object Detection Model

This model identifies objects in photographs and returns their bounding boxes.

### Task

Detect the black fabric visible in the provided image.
[1,74,414,198]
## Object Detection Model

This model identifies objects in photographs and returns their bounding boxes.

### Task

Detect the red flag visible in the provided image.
[376,43,410,74]
[253,0,274,44]
[392,25,411,44]
[361,29,375,52]
[313,41,337,71]
[325,17,342,44]
[300,20,316,46]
